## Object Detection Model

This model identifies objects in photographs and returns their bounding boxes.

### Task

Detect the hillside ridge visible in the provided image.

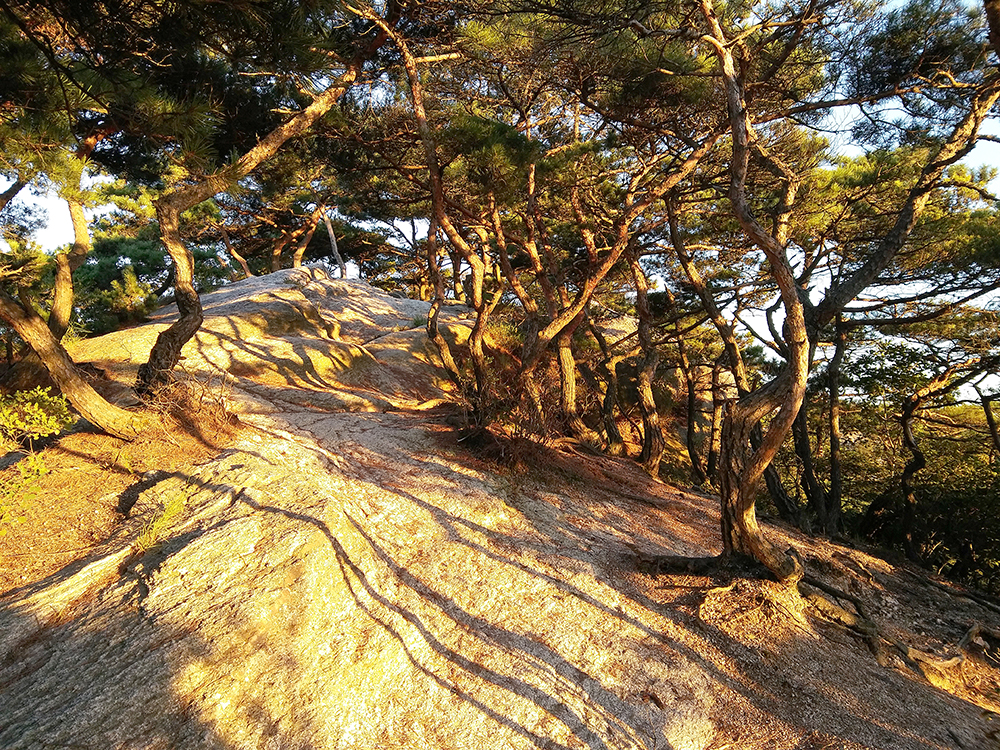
[2,268,1000,750]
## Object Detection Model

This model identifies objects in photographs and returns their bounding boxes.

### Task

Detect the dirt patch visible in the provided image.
[0,381,242,596]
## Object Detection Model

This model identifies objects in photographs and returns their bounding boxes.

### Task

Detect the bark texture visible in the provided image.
[136,65,362,393]
[0,288,147,438]
[323,213,347,278]
[47,197,92,341]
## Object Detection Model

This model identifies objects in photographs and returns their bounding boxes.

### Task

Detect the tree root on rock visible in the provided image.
[798,575,882,659]
[798,575,984,694]
[638,554,990,695]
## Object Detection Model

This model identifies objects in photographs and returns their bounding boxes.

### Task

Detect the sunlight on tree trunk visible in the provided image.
[0,288,148,439]
[322,213,347,278]
[136,65,362,394]
[556,316,600,446]
[48,196,92,341]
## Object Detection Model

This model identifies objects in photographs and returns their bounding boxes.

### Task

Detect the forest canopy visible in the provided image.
[2,0,1000,591]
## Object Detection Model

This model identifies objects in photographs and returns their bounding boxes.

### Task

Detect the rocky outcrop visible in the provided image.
[2,268,998,750]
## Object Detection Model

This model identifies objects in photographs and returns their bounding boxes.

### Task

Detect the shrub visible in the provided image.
[78,266,158,336]
[0,387,74,452]
[0,453,48,536]
[0,387,72,535]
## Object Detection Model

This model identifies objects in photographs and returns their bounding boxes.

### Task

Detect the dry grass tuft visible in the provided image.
[455,425,544,471]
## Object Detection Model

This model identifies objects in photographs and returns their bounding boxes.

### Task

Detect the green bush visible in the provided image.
[0,387,72,535]
[78,266,159,336]
[0,386,74,451]
[485,317,522,354]
[0,453,48,536]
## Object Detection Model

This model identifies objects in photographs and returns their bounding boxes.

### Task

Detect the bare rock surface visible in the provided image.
[3,269,1000,749]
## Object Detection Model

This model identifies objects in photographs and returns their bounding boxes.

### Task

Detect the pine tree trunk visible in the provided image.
[684,368,707,484]
[636,349,664,476]
[0,289,147,438]
[271,234,289,272]
[556,315,600,445]
[986,0,1000,59]
[423,223,462,390]
[467,264,494,422]
[136,65,362,393]
[322,213,347,278]
[719,392,804,582]
[0,180,25,213]
[702,0,809,581]
[899,393,925,562]
[588,322,625,456]
[219,224,254,279]
[980,392,1000,456]
[136,195,204,394]
[792,407,828,528]
[450,251,466,303]
[48,198,92,340]
[292,205,325,268]
[630,252,664,476]
[706,364,723,480]
[602,373,624,456]
[826,323,846,534]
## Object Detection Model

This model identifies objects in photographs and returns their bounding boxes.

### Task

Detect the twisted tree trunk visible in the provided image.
[826,322,846,534]
[0,288,148,439]
[48,197,93,341]
[136,194,205,394]
[719,378,806,582]
[136,64,362,394]
[702,0,809,582]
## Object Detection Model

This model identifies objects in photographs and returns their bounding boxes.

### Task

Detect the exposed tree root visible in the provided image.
[798,575,984,691]
[798,575,881,658]
[901,567,1000,616]
[638,554,993,694]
